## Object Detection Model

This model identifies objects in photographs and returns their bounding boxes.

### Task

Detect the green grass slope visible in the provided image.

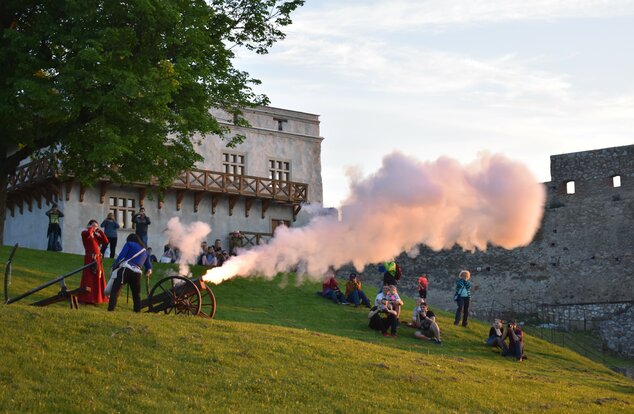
[1,246,632,413]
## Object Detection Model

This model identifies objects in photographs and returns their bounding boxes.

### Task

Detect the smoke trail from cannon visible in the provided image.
[164,217,211,275]
[202,151,546,285]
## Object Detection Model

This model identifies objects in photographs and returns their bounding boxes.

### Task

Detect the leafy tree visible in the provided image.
[0,0,304,244]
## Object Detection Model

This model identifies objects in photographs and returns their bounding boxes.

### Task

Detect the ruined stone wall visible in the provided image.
[538,302,632,330]
[599,306,634,358]
[337,145,634,339]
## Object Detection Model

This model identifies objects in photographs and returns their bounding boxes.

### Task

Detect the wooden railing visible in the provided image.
[7,158,58,191]
[171,170,307,203]
[240,231,273,247]
[7,159,308,203]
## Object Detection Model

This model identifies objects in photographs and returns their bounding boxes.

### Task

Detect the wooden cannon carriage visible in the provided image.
[142,275,216,318]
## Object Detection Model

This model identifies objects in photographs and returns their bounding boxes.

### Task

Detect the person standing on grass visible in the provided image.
[78,220,109,304]
[368,298,399,337]
[454,270,472,327]
[417,273,428,301]
[132,207,151,246]
[345,272,371,308]
[100,212,120,258]
[108,233,152,313]
[379,259,402,287]
[45,203,64,251]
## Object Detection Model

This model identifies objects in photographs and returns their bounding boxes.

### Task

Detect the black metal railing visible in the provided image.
[483,298,634,374]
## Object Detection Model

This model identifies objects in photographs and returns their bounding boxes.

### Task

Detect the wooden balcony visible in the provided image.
[171,169,307,203]
[6,159,307,219]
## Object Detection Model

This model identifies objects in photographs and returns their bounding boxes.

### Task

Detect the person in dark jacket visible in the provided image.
[45,204,64,251]
[100,212,120,258]
[132,207,151,246]
[503,320,526,361]
[379,260,402,286]
[485,318,508,354]
[108,234,152,312]
[368,298,399,337]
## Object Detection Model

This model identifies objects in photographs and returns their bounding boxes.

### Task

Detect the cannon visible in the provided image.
[141,275,217,319]
[4,244,216,319]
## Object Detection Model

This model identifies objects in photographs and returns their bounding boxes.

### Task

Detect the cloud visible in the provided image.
[290,0,634,33]
[236,0,634,208]
[247,35,572,102]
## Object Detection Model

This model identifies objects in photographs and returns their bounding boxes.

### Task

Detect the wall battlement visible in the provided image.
[548,145,633,197]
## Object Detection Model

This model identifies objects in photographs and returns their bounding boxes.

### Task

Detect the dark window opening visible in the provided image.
[274,118,288,131]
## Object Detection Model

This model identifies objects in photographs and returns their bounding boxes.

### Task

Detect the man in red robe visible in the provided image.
[79,219,109,304]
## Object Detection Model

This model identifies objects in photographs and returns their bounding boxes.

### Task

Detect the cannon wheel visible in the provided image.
[148,276,202,315]
[198,282,217,319]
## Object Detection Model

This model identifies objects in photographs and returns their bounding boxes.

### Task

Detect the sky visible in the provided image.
[235,0,634,208]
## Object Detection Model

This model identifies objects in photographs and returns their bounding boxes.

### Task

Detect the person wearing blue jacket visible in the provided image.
[100,213,120,258]
[108,233,152,312]
[454,270,472,327]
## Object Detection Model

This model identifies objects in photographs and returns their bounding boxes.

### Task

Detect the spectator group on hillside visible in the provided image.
[317,262,527,360]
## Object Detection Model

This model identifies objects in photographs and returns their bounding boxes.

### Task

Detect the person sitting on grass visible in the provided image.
[407,298,423,327]
[202,246,218,267]
[345,272,371,308]
[485,319,508,354]
[160,244,176,263]
[322,272,348,304]
[413,302,442,345]
[503,320,526,362]
[368,297,398,337]
[147,247,158,263]
[386,285,404,319]
[375,284,390,306]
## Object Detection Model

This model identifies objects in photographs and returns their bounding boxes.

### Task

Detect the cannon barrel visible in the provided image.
[5,261,96,305]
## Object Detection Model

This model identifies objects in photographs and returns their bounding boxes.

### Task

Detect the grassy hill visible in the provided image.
[1,245,632,413]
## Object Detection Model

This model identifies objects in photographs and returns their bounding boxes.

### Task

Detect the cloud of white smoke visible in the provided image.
[164,217,211,275]
[203,152,545,285]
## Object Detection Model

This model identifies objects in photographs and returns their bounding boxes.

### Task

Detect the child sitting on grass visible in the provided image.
[407,298,423,328]
[386,285,404,319]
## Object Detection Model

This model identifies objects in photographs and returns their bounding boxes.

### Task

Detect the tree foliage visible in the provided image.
[0,0,304,242]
